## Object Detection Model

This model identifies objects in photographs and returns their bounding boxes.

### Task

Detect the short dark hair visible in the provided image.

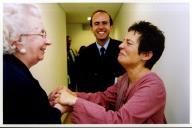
[90,10,113,27]
[128,21,165,69]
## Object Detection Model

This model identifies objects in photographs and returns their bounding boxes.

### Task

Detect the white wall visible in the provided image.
[113,3,189,124]
[31,4,67,94]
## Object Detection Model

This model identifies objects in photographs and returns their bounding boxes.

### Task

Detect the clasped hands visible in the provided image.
[48,86,77,114]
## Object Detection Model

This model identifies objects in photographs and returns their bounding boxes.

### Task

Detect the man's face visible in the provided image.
[67,36,71,48]
[91,12,112,44]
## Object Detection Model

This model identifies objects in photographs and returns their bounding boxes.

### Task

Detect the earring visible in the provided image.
[11,45,16,49]
[19,48,26,54]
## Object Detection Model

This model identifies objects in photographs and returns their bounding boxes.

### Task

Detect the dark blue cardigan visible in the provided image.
[3,54,61,124]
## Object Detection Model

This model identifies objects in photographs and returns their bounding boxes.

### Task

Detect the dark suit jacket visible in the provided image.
[3,54,61,124]
[77,38,125,92]
[67,48,78,91]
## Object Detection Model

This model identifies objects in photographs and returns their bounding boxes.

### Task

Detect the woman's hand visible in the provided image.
[54,103,73,114]
[55,89,77,106]
[48,86,63,106]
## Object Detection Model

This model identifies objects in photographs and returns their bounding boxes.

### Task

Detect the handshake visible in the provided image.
[48,86,78,114]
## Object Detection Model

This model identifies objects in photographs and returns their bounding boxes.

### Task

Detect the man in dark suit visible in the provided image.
[77,10,125,92]
[67,35,78,91]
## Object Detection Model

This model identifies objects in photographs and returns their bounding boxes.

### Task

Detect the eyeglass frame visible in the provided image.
[19,30,47,41]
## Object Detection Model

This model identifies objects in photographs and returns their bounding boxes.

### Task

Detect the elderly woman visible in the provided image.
[3,4,64,124]
[51,21,167,124]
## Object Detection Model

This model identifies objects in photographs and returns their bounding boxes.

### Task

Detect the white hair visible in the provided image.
[3,4,42,54]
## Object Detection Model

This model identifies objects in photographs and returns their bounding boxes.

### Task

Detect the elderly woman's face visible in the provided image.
[20,19,50,65]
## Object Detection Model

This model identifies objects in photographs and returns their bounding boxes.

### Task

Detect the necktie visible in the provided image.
[68,49,75,63]
[69,49,75,62]
[100,47,105,58]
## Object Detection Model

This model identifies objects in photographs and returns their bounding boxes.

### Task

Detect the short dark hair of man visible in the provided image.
[90,9,113,27]
[128,21,165,69]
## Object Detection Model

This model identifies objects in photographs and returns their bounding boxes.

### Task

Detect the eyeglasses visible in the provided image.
[20,30,47,39]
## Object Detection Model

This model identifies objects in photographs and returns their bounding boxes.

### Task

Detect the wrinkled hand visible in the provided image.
[55,89,77,106]
[61,86,77,96]
[54,103,72,114]
[48,86,63,106]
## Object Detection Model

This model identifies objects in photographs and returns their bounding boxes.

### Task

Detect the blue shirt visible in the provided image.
[96,38,110,55]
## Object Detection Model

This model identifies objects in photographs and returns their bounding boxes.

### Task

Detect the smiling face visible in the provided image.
[24,29,48,61]
[16,19,51,67]
[118,31,143,69]
[91,12,112,45]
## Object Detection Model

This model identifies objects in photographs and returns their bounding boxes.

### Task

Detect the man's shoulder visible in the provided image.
[78,43,96,56]
[86,42,97,50]
[110,38,122,45]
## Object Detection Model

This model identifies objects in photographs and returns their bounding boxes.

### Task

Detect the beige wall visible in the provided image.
[30,4,67,94]
[67,23,94,52]
[113,3,189,123]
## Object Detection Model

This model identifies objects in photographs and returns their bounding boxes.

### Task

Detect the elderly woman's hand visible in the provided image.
[55,89,77,106]
[54,103,72,114]
[48,86,63,106]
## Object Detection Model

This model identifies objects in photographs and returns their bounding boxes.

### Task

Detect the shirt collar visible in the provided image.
[96,38,110,50]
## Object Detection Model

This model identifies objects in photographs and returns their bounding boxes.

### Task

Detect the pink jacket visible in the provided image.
[71,72,166,124]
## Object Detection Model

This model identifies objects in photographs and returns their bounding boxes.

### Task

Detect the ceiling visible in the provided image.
[59,3,122,24]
